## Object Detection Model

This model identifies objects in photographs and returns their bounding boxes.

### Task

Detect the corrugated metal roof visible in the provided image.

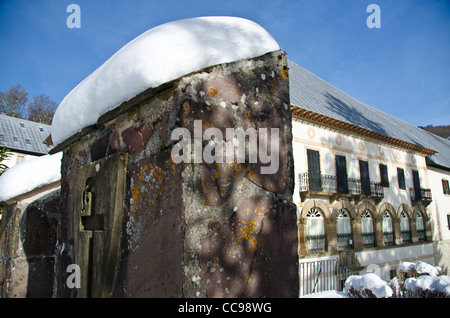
[288,60,450,170]
[0,114,53,155]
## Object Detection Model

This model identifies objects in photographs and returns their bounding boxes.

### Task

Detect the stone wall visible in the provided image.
[0,188,59,297]
[54,50,299,297]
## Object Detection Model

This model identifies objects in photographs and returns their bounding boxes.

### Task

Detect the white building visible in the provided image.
[288,60,450,287]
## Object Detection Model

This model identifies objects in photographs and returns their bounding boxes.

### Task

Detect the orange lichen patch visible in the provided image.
[206,86,218,97]
[131,187,141,214]
[280,67,289,80]
[237,220,259,252]
[201,177,207,192]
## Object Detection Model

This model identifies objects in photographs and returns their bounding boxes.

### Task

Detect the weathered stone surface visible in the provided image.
[199,197,298,297]
[53,50,298,298]
[0,189,59,298]
[121,149,185,297]
[122,122,153,154]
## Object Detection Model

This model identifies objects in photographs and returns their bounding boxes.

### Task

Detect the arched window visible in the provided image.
[415,211,425,241]
[361,210,375,248]
[382,211,394,246]
[400,211,411,244]
[336,209,352,250]
[306,208,325,253]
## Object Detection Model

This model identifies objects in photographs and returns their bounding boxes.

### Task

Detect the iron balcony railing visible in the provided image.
[299,172,384,198]
[409,188,432,202]
[299,259,355,297]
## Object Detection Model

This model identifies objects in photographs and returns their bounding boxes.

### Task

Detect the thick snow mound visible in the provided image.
[344,273,393,298]
[52,16,280,145]
[399,261,442,276]
[0,152,62,202]
[404,275,450,295]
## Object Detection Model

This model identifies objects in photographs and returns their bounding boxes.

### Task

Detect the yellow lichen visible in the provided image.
[281,67,289,80]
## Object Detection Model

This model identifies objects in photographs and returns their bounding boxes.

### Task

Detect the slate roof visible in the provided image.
[0,114,53,155]
[288,60,450,170]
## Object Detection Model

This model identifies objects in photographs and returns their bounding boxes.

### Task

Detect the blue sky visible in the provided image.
[0,0,449,127]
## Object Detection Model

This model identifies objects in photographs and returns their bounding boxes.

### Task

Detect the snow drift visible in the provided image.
[51,16,280,145]
[0,152,62,202]
[344,273,393,298]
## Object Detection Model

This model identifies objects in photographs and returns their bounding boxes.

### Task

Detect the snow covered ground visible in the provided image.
[300,290,346,298]
[51,16,280,146]
[300,261,449,298]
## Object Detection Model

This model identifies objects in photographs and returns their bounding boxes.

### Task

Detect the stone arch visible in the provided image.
[357,200,377,220]
[331,200,356,219]
[397,203,413,219]
[413,203,429,221]
[378,202,396,220]
[300,199,331,220]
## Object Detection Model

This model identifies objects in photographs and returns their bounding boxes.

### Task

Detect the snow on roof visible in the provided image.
[51,16,280,146]
[0,152,62,203]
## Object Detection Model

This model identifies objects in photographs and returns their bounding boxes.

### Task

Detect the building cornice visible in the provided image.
[290,105,437,156]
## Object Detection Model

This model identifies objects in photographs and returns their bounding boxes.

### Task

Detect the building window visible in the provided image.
[400,211,411,244]
[16,155,24,164]
[382,211,394,246]
[397,168,406,190]
[13,137,18,142]
[389,269,397,280]
[379,164,389,187]
[0,134,4,140]
[415,211,425,242]
[39,127,44,132]
[443,179,450,195]
[306,208,325,253]
[336,209,352,250]
[20,123,25,128]
[25,139,31,144]
[361,210,375,248]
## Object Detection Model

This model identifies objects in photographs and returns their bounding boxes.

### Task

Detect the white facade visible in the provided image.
[292,118,430,209]
[292,116,435,280]
[3,151,38,169]
[427,166,450,271]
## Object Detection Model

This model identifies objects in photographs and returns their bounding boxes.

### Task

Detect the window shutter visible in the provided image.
[359,160,370,195]
[397,168,406,190]
[307,149,322,191]
[336,155,349,194]
[442,179,450,195]
[379,164,389,187]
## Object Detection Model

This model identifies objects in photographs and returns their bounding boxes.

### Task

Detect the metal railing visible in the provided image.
[409,188,432,202]
[299,172,384,198]
[299,259,355,297]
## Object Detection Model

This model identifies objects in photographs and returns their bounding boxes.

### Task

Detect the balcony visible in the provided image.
[299,172,384,203]
[409,187,432,206]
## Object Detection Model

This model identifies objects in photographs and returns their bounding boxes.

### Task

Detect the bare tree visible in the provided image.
[0,84,28,118]
[27,94,57,124]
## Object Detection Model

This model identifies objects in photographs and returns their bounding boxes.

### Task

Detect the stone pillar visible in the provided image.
[326,219,338,253]
[352,218,363,250]
[374,218,384,247]
[54,50,298,298]
[393,218,403,246]
[298,218,308,257]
